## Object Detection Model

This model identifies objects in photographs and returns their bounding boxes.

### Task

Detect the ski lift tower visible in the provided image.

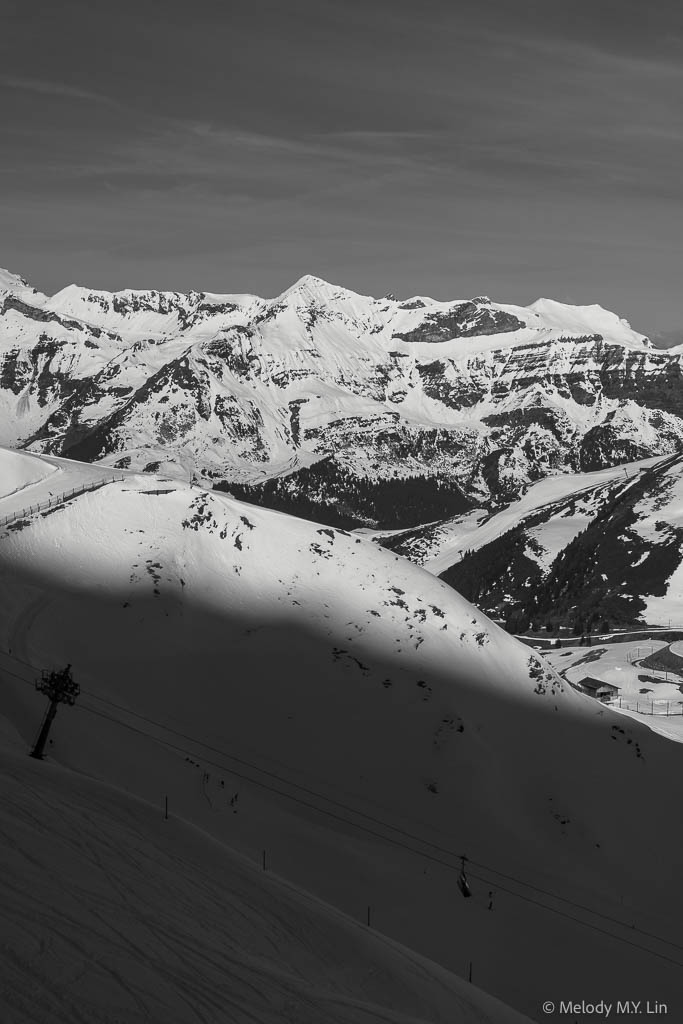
[29,664,80,760]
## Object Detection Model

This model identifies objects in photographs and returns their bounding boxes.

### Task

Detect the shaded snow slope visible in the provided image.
[0,745,532,1024]
[1,451,682,1018]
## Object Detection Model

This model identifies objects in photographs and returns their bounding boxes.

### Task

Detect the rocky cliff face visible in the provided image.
[1,268,682,526]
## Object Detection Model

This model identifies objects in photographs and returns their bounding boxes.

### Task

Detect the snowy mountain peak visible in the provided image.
[0,268,30,291]
[286,273,334,291]
[277,273,372,308]
[0,267,44,303]
[528,297,650,347]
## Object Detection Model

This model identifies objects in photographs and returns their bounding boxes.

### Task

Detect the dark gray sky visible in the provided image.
[3,0,682,331]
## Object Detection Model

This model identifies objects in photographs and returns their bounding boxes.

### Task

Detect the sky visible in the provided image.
[2,0,683,333]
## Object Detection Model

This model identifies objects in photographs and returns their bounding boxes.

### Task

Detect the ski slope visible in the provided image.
[0,446,58,499]
[1,449,682,1019]
[0,741,533,1024]
[0,446,119,524]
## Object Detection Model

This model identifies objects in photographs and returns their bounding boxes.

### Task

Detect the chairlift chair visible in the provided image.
[458,856,472,898]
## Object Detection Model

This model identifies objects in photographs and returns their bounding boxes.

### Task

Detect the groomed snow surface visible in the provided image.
[0,447,57,500]
[1,449,682,1021]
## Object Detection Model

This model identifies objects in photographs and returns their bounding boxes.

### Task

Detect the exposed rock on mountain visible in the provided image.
[391,299,526,342]
[2,268,682,526]
[429,454,683,630]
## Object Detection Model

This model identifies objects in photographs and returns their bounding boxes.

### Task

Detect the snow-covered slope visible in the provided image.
[1,448,682,1018]
[0,744,532,1024]
[377,457,663,574]
[2,267,682,525]
[44,282,264,336]
[414,452,683,632]
[527,297,646,344]
[0,267,44,301]
[0,445,58,498]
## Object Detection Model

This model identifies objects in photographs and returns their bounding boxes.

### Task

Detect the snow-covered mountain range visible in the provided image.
[1,447,682,1019]
[3,267,683,527]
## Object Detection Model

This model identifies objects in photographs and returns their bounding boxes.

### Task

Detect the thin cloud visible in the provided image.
[9,117,436,201]
[1,75,119,107]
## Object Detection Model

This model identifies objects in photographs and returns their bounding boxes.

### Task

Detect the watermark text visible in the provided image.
[542,1000,668,1017]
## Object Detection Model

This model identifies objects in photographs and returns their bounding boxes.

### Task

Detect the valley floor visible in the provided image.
[546,639,683,743]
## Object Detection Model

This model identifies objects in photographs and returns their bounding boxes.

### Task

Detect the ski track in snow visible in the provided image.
[0,749,531,1024]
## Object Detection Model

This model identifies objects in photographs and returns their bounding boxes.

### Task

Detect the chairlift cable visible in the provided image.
[2,651,682,963]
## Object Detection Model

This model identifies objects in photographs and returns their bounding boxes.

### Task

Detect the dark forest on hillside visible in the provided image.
[441,457,683,634]
[216,458,473,530]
